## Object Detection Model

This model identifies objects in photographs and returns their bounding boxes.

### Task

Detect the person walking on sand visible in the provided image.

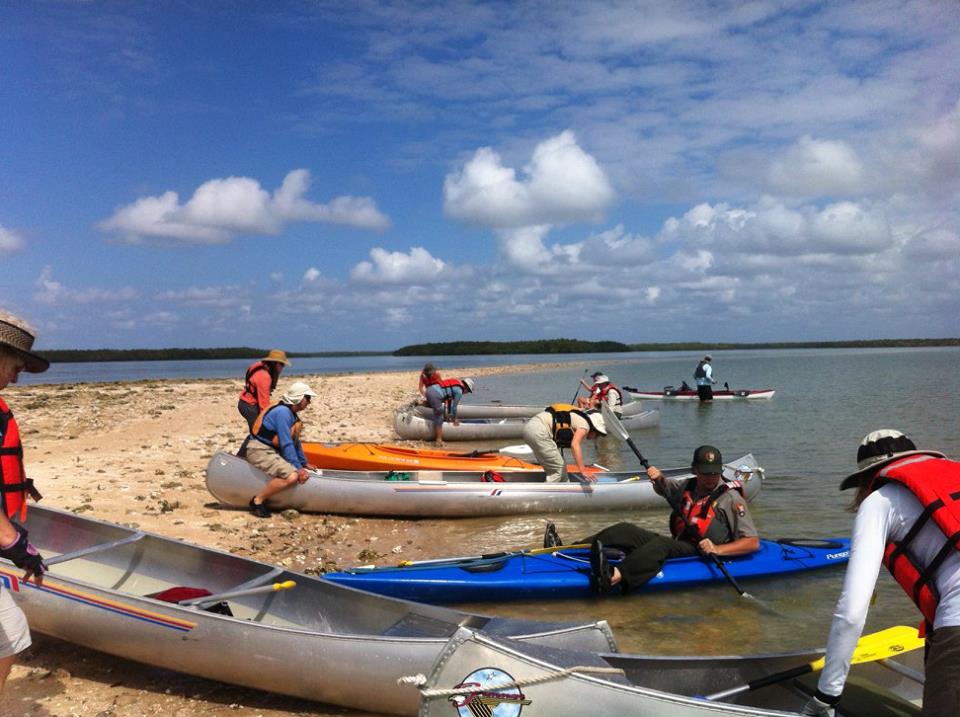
[0,311,50,692]
[801,430,960,717]
[424,376,476,443]
[238,349,290,430]
[694,354,717,402]
[245,381,316,518]
[522,404,607,483]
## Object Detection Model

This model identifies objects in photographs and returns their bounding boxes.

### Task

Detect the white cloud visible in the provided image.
[99,169,390,244]
[767,136,865,197]
[444,131,615,228]
[0,226,25,256]
[155,286,249,308]
[350,246,448,284]
[303,267,321,282]
[33,267,138,306]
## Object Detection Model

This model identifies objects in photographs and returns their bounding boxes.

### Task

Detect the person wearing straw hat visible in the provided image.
[522,404,607,483]
[245,381,317,518]
[694,354,717,402]
[801,430,960,717]
[237,349,290,430]
[0,311,49,692]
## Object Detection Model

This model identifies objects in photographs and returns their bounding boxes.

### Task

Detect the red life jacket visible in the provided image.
[669,478,745,544]
[251,403,302,450]
[0,395,39,521]
[437,378,466,400]
[421,371,442,388]
[873,455,960,627]
[241,361,278,405]
[593,382,622,408]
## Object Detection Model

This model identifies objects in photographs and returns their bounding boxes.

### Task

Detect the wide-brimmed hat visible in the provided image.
[0,311,49,373]
[840,429,944,490]
[281,381,317,404]
[584,409,607,436]
[262,349,290,366]
[592,374,610,384]
[703,354,713,362]
[692,445,723,473]
[461,377,476,393]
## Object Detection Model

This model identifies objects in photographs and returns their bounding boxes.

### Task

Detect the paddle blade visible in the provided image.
[601,402,629,441]
[810,625,924,671]
[275,580,297,591]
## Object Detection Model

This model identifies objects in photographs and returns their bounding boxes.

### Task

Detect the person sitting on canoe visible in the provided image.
[423,376,476,443]
[800,430,960,717]
[237,349,289,430]
[245,381,317,518]
[694,354,717,402]
[544,445,759,594]
[522,405,607,483]
[576,373,623,417]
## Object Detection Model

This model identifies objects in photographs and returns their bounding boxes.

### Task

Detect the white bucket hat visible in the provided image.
[281,381,317,405]
[461,377,476,393]
[584,409,607,436]
[592,374,610,384]
[840,429,944,490]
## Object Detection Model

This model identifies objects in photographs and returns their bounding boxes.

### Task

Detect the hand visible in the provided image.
[0,523,47,582]
[646,466,663,481]
[296,468,309,483]
[698,538,719,555]
[800,695,836,716]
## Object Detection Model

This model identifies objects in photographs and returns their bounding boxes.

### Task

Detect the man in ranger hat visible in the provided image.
[237,349,290,430]
[801,430,959,717]
[0,311,49,692]
[544,445,759,596]
[245,381,317,518]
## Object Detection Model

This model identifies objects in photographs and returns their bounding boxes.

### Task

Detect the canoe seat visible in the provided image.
[380,612,461,638]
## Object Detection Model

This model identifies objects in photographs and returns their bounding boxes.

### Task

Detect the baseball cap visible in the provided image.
[692,445,723,473]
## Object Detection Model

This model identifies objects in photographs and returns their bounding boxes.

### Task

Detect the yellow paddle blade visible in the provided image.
[809,625,924,672]
[274,580,297,591]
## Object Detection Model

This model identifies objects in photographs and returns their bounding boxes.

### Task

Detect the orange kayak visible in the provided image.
[302,442,542,472]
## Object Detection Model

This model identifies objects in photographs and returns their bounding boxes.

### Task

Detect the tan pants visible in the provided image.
[245,439,296,479]
[522,417,568,482]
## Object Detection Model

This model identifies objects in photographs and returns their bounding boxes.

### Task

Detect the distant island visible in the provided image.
[39,338,959,363]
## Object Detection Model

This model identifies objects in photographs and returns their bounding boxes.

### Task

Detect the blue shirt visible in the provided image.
[252,404,306,469]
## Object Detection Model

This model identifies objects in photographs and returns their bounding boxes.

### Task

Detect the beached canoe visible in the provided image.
[324,536,842,603]
[394,405,661,441]
[413,626,924,716]
[408,399,650,420]
[625,387,776,400]
[302,442,542,472]
[4,505,617,716]
[205,452,763,518]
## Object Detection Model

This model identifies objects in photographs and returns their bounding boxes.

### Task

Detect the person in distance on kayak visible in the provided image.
[245,381,317,518]
[693,354,717,402]
[576,373,624,417]
[544,445,759,594]
[423,376,476,444]
[0,311,49,692]
[801,430,960,717]
[237,349,290,430]
[522,405,607,482]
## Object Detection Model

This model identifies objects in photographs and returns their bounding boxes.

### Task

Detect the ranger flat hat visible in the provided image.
[840,429,944,490]
[0,311,49,373]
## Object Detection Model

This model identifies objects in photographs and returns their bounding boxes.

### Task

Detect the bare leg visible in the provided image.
[0,654,15,693]
[253,473,299,505]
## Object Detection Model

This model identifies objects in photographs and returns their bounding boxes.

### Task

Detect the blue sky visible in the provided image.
[1,1,958,351]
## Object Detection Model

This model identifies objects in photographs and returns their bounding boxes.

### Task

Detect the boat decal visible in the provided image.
[826,551,850,560]
[0,568,197,632]
[449,668,531,716]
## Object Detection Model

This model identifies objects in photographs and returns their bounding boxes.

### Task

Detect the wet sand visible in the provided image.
[1,361,592,717]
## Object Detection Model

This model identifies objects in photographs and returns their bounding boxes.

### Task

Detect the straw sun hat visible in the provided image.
[0,311,49,373]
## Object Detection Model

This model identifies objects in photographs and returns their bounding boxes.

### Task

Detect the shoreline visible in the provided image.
[1,360,591,717]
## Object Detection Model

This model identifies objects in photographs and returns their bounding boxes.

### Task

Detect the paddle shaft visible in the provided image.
[571,368,589,403]
[180,580,296,607]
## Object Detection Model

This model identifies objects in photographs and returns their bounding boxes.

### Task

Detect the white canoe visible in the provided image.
[409,399,650,420]
[5,505,616,716]
[414,627,924,716]
[394,405,661,441]
[625,387,776,401]
[205,451,763,517]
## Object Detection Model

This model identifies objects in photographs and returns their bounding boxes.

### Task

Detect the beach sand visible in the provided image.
[1,361,589,717]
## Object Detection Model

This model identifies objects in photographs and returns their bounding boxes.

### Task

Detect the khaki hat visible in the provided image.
[281,381,317,404]
[703,354,712,362]
[262,349,290,366]
[462,377,476,393]
[584,409,607,435]
[0,311,49,373]
[840,429,944,490]
[592,374,610,384]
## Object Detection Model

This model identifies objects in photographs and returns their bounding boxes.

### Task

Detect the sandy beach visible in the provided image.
[1,361,590,717]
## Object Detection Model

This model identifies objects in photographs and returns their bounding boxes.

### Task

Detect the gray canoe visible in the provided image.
[205,451,763,517]
[3,505,618,716]
[394,405,661,441]
[410,399,650,420]
[414,627,923,716]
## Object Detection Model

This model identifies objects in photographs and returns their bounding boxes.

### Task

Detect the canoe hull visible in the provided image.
[409,400,650,420]
[325,536,841,603]
[302,442,542,472]
[206,452,762,518]
[625,388,775,400]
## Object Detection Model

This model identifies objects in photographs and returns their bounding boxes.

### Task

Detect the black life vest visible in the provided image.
[243,361,278,403]
[0,396,39,521]
[694,361,707,379]
[669,478,746,544]
[872,455,960,628]
[544,403,593,448]
[251,403,302,450]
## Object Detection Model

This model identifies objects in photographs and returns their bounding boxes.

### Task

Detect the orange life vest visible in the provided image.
[241,361,278,405]
[669,478,745,544]
[251,403,302,450]
[593,382,622,408]
[0,395,40,521]
[873,455,960,627]
[544,404,594,448]
[421,371,442,388]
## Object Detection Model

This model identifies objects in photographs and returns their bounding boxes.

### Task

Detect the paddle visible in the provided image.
[178,580,297,608]
[572,368,589,403]
[599,402,763,606]
[704,625,924,701]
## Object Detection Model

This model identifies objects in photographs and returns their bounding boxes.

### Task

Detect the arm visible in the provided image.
[703,535,760,557]
[569,428,591,479]
[252,371,273,411]
[699,493,761,556]
[447,387,463,422]
[271,410,306,469]
[0,513,17,548]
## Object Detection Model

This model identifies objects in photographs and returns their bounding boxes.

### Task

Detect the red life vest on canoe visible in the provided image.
[669,478,745,544]
[873,455,960,628]
[251,404,302,450]
[593,382,622,408]
[241,361,278,405]
[0,395,36,521]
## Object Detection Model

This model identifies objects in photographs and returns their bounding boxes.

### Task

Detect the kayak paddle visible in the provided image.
[705,624,924,700]
[572,367,589,403]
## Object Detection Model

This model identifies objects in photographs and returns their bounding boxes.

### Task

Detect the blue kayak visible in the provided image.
[324,538,850,603]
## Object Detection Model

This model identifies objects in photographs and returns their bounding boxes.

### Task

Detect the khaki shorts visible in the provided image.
[0,586,31,659]
[245,440,296,479]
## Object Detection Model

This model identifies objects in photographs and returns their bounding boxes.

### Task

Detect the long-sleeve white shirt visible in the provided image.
[817,478,960,697]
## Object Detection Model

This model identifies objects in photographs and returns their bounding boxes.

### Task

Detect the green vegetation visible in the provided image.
[43,347,390,363]
[393,339,632,356]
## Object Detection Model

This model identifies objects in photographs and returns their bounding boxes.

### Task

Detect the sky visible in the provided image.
[1,1,958,351]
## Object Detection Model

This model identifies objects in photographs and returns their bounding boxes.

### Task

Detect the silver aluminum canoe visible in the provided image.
[409,400,650,420]
[415,628,923,717]
[205,451,763,517]
[3,505,617,716]
[394,406,661,441]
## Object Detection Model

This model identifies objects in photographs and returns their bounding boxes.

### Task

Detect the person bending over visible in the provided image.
[522,404,606,483]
